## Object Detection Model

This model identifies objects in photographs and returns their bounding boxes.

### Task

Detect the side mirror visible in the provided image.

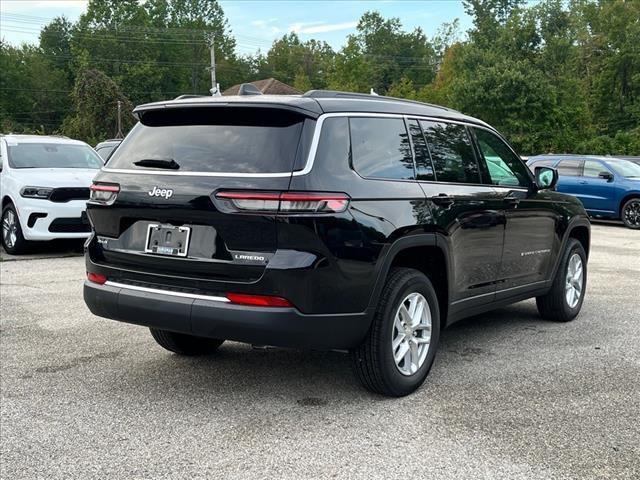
[598,171,614,181]
[534,166,558,190]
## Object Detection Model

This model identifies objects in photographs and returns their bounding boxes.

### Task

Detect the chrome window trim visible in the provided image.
[100,168,298,178]
[104,280,230,303]
[100,111,499,178]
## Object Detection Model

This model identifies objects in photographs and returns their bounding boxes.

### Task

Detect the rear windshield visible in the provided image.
[8,143,103,169]
[107,108,305,174]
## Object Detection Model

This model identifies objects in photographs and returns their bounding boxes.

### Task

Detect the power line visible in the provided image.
[1,13,243,39]
[2,26,211,46]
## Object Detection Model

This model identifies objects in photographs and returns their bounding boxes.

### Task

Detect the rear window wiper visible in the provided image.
[133,158,180,170]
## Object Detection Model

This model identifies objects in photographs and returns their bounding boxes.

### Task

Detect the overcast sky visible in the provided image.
[1,0,473,53]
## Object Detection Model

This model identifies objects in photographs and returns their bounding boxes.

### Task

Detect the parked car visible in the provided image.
[0,134,103,254]
[94,139,122,162]
[527,154,640,229]
[83,89,590,396]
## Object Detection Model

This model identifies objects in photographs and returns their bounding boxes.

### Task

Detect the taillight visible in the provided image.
[89,183,119,205]
[226,292,293,308]
[215,191,281,212]
[87,272,107,284]
[214,191,350,214]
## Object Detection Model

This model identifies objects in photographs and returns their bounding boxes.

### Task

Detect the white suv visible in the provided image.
[0,134,103,254]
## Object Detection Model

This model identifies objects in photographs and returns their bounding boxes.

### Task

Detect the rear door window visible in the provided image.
[420,121,480,184]
[556,159,583,176]
[349,117,415,180]
[107,108,305,174]
[583,160,610,178]
[408,119,434,181]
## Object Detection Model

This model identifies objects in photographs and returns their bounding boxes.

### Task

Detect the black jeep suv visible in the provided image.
[84,89,590,396]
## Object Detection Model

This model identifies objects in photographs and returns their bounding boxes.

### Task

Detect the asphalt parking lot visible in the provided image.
[1,224,638,479]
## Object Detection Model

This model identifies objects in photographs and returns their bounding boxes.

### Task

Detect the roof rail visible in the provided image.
[237,83,263,96]
[303,89,458,113]
[174,94,208,100]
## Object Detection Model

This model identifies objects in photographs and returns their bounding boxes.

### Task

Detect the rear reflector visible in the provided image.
[87,272,107,285]
[226,293,293,308]
[215,191,349,214]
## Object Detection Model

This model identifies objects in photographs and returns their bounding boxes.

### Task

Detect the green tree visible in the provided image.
[575,0,640,138]
[39,16,74,79]
[329,11,437,94]
[0,42,71,134]
[2,0,639,156]
[62,68,134,144]
[387,77,418,100]
[256,33,334,88]
[293,67,313,92]
[147,0,240,92]
[68,0,242,104]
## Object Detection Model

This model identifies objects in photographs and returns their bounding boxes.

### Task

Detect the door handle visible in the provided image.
[430,194,454,207]
[578,180,588,184]
[503,196,520,206]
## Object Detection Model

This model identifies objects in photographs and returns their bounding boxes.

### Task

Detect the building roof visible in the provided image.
[222,78,301,96]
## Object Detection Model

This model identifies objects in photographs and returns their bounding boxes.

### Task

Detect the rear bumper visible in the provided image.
[84,280,372,350]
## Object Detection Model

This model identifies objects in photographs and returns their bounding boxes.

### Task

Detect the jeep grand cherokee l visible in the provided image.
[83,89,590,396]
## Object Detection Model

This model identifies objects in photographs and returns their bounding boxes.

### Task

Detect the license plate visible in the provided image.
[145,224,190,257]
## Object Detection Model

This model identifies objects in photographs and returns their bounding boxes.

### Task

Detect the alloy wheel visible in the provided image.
[2,210,18,250]
[565,253,583,309]
[623,200,640,228]
[391,292,432,376]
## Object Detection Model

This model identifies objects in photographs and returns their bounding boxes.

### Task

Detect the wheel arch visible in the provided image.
[619,193,640,218]
[568,224,590,259]
[549,216,591,281]
[369,234,450,330]
[2,195,15,210]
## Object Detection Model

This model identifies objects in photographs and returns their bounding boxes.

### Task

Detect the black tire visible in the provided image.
[351,267,441,397]
[621,198,640,229]
[149,328,224,355]
[1,203,28,255]
[536,238,587,322]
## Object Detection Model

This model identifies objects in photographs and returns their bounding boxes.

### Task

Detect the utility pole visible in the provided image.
[116,100,123,139]
[206,33,220,96]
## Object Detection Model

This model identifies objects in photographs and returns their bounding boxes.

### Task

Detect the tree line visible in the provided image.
[0,0,638,155]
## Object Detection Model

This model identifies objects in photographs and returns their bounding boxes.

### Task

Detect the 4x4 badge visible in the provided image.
[148,186,174,199]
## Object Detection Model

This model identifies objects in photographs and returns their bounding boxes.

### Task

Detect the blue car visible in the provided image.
[528,155,640,229]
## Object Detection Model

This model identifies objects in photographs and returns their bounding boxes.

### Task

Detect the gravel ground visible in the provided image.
[1,224,638,479]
